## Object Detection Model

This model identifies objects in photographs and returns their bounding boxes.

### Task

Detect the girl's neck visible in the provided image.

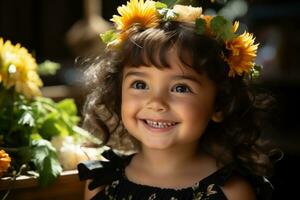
[140,147,198,170]
[125,144,218,189]
[134,144,202,175]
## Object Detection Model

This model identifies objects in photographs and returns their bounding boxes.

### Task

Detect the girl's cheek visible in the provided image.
[122,91,145,111]
[123,96,139,107]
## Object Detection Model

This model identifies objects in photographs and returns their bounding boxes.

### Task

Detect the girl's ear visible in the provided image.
[211,111,223,123]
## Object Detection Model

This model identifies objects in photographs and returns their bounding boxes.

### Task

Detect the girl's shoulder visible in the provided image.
[208,163,274,200]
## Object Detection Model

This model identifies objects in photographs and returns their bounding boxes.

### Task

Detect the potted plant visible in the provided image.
[0,38,102,200]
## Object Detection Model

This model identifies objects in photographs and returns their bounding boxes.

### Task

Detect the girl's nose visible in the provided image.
[146,94,169,112]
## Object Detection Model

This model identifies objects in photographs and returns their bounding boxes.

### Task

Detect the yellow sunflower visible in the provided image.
[111,0,159,33]
[225,32,258,77]
[0,38,42,98]
[0,150,11,177]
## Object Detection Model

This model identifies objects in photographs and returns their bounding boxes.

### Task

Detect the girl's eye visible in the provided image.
[172,85,192,93]
[131,81,148,90]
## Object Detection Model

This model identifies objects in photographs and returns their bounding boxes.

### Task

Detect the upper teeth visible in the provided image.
[145,120,177,128]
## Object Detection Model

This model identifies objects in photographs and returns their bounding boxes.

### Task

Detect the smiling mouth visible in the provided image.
[142,119,179,129]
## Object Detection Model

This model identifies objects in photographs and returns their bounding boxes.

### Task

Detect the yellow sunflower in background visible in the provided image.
[0,38,42,99]
[0,149,11,177]
[111,0,159,35]
[225,32,258,77]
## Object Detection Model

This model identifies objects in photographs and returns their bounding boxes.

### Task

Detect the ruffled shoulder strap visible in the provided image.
[208,163,274,200]
[77,148,133,190]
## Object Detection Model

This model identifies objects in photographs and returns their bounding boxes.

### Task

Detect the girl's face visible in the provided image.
[121,51,221,151]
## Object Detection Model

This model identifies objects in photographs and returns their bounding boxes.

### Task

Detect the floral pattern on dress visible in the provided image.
[206,184,217,196]
[148,193,157,200]
[111,180,120,188]
[192,183,218,200]
[101,180,221,200]
[103,181,220,200]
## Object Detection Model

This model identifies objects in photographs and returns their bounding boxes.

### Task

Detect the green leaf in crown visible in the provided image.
[100,30,118,44]
[195,18,206,35]
[210,16,236,41]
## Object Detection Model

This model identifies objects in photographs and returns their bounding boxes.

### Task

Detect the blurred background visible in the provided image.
[0,0,299,199]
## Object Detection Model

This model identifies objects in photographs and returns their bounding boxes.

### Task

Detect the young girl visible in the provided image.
[78,0,275,199]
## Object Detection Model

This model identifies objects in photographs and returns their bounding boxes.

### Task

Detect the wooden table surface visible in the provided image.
[0,170,85,200]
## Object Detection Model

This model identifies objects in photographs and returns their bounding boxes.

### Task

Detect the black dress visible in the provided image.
[77,149,273,200]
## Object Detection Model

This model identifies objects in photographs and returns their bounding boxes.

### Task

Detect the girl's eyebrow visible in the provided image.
[124,71,147,79]
[124,71,202,84]
[172,75,202,85]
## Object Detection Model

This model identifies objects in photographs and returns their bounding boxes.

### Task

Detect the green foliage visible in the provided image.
[160,0,198,7]
[210,16,236,41]
[157,8,178,21]
[155,2,168,9]
[195,18,206,35]
[0,90,80,186]
[176,0,198,6]
[250,64,262,80]
[38,60,61,76]
[17,105,35,127]
[31,139,62,187]
[34,98,79,140]
[100,30,118,44]
[160,0,178,7]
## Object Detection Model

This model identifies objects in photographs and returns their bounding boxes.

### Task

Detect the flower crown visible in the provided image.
[101,0,261,78]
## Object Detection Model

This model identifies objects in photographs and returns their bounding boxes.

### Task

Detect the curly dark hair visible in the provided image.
[82,21,275,177]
